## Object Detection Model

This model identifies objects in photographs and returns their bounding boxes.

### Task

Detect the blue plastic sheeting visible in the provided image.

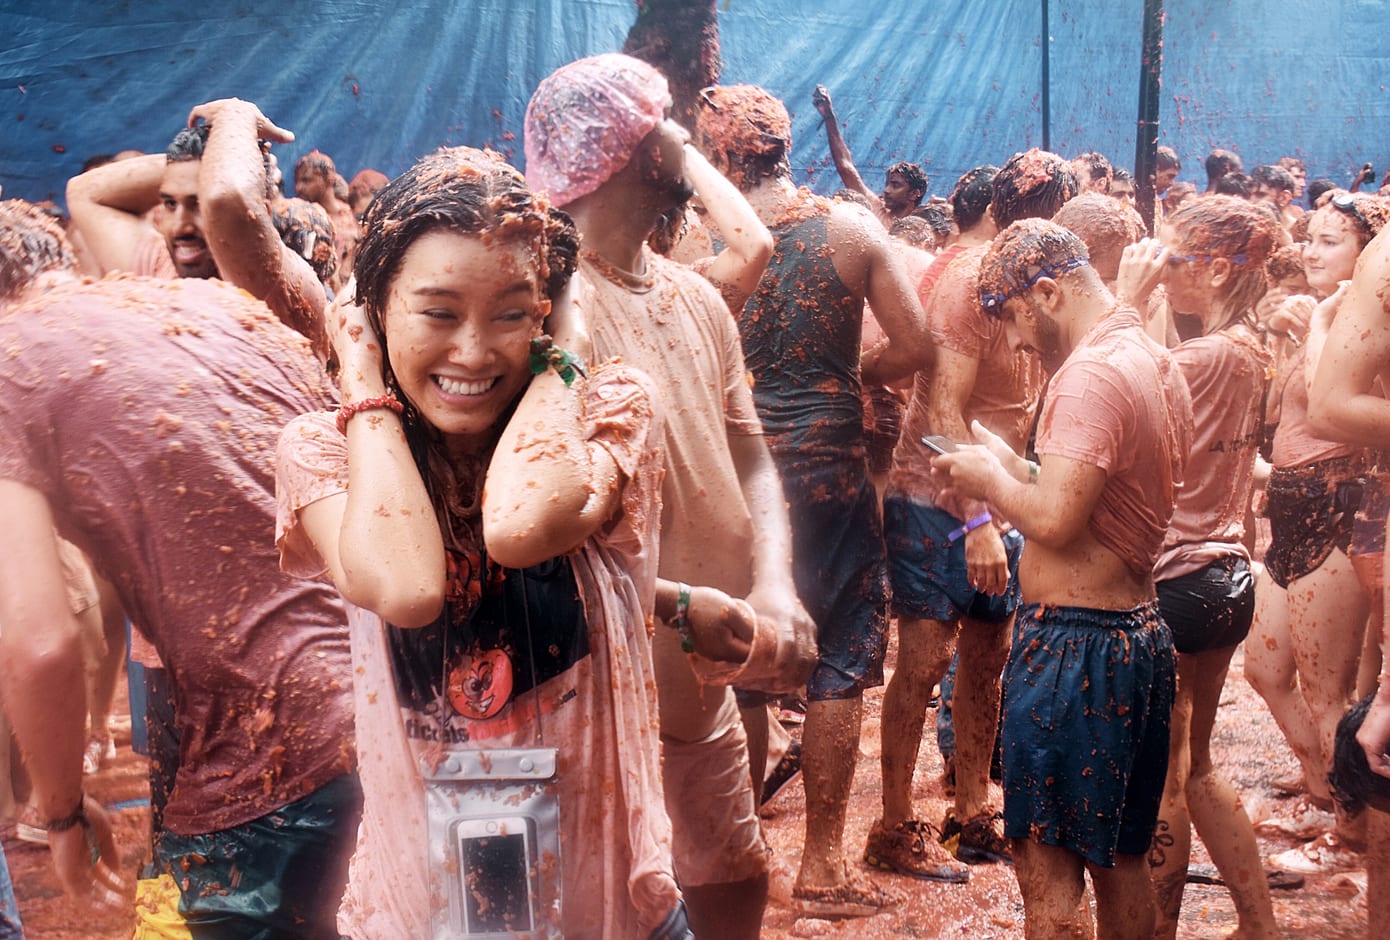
[1,1,1387,207]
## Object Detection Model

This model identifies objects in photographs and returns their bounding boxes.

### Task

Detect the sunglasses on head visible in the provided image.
[979,256,1089,310]
[1331,192,1371,232]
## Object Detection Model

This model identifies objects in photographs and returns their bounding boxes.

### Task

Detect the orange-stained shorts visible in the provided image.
[662,702,769,886]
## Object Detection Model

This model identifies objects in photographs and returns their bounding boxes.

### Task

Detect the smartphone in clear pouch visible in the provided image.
[456,815,536,936]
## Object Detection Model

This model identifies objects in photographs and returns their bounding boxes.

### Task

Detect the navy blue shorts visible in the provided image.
[779,460,889,702]
[1156,556,1255,655]
[884,494,1023,624]
[1000,602,1175,867]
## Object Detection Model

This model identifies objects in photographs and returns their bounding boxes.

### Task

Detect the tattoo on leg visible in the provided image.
[1154,868,1187,919]
[1147,819,1174,869]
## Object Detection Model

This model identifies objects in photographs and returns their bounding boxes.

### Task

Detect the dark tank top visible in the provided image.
[739,207,866,459]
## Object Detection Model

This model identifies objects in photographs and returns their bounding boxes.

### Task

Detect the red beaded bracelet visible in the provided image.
[337,394,404,434]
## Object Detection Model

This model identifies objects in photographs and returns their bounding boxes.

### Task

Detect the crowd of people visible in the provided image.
[2,49,1390,940]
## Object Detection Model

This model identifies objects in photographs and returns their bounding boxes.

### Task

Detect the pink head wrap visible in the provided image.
[524,53,672,207]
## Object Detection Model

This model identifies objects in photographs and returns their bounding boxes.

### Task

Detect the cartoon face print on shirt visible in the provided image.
[387,552,590,738]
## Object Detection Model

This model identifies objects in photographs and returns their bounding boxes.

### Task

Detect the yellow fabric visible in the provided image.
[131,874,191,940]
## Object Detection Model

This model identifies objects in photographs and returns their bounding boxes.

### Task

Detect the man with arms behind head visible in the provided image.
[66,98,326,351]
[934,219,1192,939]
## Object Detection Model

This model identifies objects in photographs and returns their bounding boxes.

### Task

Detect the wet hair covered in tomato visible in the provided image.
[1169,195,1281,318]
[353,147,579,330]
[978,218,1089,316]
[991,149,1079,230]
[0,198,77,299]
[695,84,792,190]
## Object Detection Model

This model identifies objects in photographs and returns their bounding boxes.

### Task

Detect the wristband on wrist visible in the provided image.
[948,511,993,543]
[337,393,404,435]
[529,334,588,387]
[1027,460,1040,483]
[45,794,87,833]
[671,582,695,653]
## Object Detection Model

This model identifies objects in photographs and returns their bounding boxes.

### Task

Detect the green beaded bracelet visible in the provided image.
[672,582,695,653]
[529,334,588,387]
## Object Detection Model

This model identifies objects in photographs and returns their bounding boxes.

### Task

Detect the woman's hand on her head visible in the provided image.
[328,290,388,395]
[1116,237,1169,308]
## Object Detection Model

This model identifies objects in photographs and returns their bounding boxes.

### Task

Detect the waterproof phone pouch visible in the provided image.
[424,746,562,939]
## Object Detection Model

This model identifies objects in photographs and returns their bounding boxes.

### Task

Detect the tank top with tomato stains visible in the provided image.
[739,206,867,461]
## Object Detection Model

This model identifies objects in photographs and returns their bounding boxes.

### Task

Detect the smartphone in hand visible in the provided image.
[921,434,960,456]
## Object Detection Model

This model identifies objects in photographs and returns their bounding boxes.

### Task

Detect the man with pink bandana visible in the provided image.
[526,55,816,940]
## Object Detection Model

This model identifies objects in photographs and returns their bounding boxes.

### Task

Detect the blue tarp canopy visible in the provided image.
[2,1,1386,206]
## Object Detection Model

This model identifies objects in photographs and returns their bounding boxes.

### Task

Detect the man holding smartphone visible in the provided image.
[933,218,1191,939]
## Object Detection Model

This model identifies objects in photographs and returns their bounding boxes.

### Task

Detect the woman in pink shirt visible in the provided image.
[275,147,693,938]
[1142,196,1283,939]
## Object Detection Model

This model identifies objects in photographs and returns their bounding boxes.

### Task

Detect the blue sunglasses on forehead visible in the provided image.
[979,256,1089,311]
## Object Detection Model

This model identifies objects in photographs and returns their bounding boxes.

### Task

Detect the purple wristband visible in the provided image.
[948,511,993,543]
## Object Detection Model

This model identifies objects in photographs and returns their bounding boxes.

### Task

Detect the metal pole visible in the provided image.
[1041,0,1050,152]
[1134,0,1165,235]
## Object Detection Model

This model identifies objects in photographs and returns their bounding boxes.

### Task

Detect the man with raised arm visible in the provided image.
[697,82,934,918]
[811,84,926,226]
[934,219,1192,939]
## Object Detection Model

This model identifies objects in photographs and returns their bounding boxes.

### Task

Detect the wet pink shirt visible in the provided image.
[1036,307,1194,578]
[891,245,1044,515]
[579,249,764,596]
[0,275,352,834]
[1155,326,1270,580]
[276,365,679,939]
[1270,344,1359,468]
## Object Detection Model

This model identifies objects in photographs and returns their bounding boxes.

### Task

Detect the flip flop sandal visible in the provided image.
[1185,865,1304,891]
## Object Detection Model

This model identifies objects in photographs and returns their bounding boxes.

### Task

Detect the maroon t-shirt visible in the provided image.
[0,274,352,834]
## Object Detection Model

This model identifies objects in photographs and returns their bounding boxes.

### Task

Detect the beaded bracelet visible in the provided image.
[947,511,993,543]
[671,582,695,653]
[529,334,588,387]
[337,394,404,435]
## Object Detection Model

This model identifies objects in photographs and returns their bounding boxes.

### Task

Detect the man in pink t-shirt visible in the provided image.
[935,219,1192,940]
[0,200,355,935]
[873,156,1073,878]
